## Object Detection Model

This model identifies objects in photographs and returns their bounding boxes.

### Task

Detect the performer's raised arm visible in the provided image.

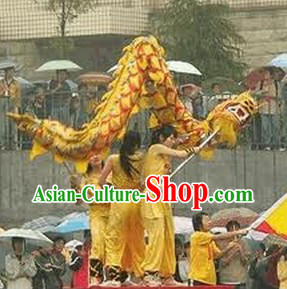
[98,156,113,187]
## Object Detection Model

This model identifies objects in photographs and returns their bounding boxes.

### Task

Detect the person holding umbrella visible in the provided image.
[0,60,21,150]
[47,69,72,125]
[36,60,82,126]
[5,237,37,289]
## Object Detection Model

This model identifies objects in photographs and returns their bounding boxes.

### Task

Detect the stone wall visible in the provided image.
[1,5,287,79]
[232,8,287,67]
[0,149,286,228]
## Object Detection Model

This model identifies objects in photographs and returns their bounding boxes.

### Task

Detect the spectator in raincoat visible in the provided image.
[5,237,37,289]
[47,70,72,125]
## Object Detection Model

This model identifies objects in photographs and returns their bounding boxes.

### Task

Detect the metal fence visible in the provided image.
[1,0,287,151]
[1,82,287,151]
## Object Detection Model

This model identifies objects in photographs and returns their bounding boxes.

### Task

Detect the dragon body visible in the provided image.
[8,36,257,173]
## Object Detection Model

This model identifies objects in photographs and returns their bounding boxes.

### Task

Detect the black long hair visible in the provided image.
[12,237,25,260]
[150,125,176,146]
[120,131,141,178]
[192,212,209,232]
[86,159,104,175]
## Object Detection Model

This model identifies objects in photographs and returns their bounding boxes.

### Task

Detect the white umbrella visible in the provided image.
[0,228,53,245]
[167,60,202,76]
[107,60,202,75]
[269,53,287,68]
[173,216,194,235]
[22,216,62,233]
[36,60,83,72]
[107,61,202,76]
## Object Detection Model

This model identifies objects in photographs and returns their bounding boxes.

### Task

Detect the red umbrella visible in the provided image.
[245,66,285,90]
[211,208,258,228]
[77,72,112,85]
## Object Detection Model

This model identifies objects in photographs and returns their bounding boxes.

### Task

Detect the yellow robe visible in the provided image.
[82,172,111,262]
[105,152,145,277]
[141,144,176,277]
[278,256,287,289]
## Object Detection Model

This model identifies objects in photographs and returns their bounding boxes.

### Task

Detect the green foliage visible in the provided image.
[36,0,96,57]
[47,0,95,32]
[48,37,75,58]
[152,0,247,80]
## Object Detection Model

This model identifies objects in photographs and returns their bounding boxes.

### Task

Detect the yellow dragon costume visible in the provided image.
[8,35,257,173]
[8,35,258,285]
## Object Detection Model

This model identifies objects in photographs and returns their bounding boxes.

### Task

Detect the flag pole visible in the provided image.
[170,129,219,179]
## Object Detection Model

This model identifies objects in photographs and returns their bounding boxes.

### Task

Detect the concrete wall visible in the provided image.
[1,5,287,78]
[0,149,286,228]
[231,8,287,67]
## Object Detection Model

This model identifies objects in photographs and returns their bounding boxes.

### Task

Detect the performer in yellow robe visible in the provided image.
[99,131,145,286]
[142,125,200,286]
[72,155,111,285]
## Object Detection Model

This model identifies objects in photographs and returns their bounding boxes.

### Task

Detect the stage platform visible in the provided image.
[86,285,235,289]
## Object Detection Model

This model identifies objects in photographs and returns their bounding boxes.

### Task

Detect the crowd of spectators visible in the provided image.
[174,212,287,289]
[1,61,287,151]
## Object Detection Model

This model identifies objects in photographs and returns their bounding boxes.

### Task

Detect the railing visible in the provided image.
[1,88,287,151]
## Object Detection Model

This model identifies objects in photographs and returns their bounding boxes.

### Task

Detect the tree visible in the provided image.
[151,0,247,80]
[36,0,96,57]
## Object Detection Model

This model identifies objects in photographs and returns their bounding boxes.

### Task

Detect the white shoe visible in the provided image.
[100,280,121,287]
[279,148,286,152]
[144,275,162,287]
[264,147,271,151]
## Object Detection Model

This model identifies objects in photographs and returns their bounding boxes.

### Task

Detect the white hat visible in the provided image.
[65,239,83,250]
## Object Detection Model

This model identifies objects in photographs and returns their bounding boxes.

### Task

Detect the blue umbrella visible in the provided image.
[269,53,287,68]
[54,212,89,233]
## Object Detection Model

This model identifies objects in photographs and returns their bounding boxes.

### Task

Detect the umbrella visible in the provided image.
[77,72,112,85]
[0,76,35,92]
[173,216,194,235]
[0,228,53,245]
[211,208,258,228]
[167,60,202,76]
[65,79,78,93]
[36,60,83,72]
[263,234,287,248]
[107,60,202,76]
[245,66,285,90]
[54,212,89,234]
[0,59,17,70]
[269,53,287,68]
[55,213,193,235]
[22,216,62,233]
